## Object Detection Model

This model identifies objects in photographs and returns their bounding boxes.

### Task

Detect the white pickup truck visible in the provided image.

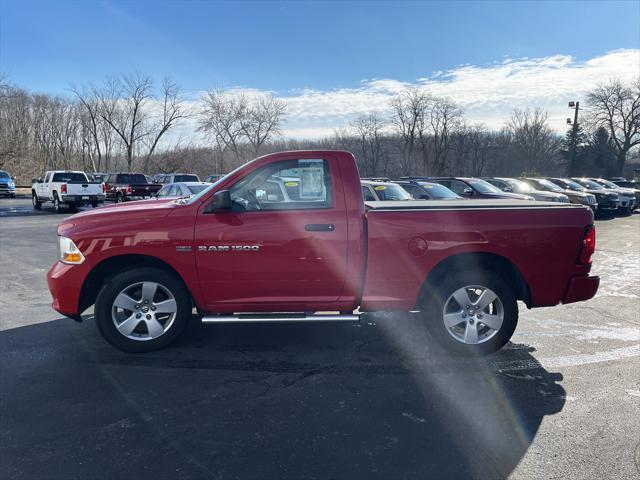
[32,171,106,212]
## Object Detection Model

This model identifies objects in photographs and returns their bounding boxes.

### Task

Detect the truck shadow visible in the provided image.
[1,314,565,480]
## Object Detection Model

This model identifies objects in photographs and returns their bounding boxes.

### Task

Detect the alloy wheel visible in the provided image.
[442,285,504,344]
[111,281,178,341]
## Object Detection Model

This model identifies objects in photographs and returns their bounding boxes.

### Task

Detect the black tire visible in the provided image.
[53,193,63,213]
[91,202,98,208]
[421,270,518,356]
[32,191,42,209]
[95,267,191,353]
[115,193,124,203]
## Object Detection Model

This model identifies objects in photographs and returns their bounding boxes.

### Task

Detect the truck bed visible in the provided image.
[365,199,583,210]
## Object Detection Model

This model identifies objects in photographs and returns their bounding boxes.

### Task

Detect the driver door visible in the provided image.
[194,157,349,312]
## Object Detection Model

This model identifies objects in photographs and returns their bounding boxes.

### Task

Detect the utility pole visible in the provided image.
[567,101,580,176]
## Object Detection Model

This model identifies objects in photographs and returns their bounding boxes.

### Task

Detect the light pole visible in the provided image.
[566,101,580,176]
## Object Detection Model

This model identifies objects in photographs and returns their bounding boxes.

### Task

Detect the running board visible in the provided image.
[201,313,360,324]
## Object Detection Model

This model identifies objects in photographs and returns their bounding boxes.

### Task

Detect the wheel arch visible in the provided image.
[415,252,531,309]
[78,254,195,313]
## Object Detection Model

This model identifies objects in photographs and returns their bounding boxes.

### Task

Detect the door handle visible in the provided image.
[305,224,335,232]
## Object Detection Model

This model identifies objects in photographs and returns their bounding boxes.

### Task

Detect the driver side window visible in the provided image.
[230,159,332,211]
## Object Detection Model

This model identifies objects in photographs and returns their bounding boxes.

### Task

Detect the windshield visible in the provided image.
[418,182,460,199]
[575,178,604,190]
[0,171,10,179]
[174,174,199,182]
[52,172,88,182]
[535,179,565,192]
[505,179,533,193]
[187,184,209,194]
[595,179,619,189]
[371,183,412,201]
[117,174,147,184]
[467,178,501,193]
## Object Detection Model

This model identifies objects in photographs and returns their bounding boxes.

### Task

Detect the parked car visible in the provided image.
[571,177,636,213]
[155,182,212,199]
[393,180,462,200]
[568,178,624,215]
[0,170,16,197]
[205,174,226,183]
[610,179,639,189]
[361,180,413,201]
[48,150,599,356]
[104,173,162,202]
[548,178,620,214]
[588,178,638,212]
[483,177,569,203]
[422,177,535,201]
[32,170,105,212]
[155,173,200,184]
[520,178,597,211]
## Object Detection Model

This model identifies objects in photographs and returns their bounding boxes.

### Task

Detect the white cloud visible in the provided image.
[178,49,640,143]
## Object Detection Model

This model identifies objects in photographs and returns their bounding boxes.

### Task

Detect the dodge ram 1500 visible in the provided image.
[48,150,599,354]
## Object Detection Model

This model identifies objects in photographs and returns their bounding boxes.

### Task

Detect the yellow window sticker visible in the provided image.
[374,186,386,191]
[285,181,299,187]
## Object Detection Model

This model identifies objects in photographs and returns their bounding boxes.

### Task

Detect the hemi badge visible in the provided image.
[175,245,192,252]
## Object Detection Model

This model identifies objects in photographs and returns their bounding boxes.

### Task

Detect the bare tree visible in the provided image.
[350,113,388,176]
[98,74,187,170]
[505,108,562,175]
[586,78,640,175]
[199,89,247,163]
[391,89,429,174]
[425,97,463,175]
[241,95,286,157]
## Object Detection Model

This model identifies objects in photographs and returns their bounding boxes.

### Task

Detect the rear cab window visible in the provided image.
[52,172,88,182]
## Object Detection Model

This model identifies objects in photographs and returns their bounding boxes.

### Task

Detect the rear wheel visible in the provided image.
[53,193,63,213]
[32,192,42,209]
[115,193,124,203]
[422,270,518,355]
[95,267,191,352]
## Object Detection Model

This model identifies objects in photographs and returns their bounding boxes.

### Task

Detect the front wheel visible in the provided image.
[422,270,518,355]
[95,267,192,352]
[32,192,42,209]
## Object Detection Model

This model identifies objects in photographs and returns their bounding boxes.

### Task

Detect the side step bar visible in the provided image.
[202,313,360,324]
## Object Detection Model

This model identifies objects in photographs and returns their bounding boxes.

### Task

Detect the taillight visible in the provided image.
[579,225,596,264]
[127,186,132,195]
[102,183,106,193]
[61,183,67,194]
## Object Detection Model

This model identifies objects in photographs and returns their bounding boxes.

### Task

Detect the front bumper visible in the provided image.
[563,275,600,304]
[47,261,86,319]
[597,199,619,211]
[0,187,16,195]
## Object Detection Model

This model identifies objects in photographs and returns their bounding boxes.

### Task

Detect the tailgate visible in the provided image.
[65,182,103,196]
[130,184,161,195]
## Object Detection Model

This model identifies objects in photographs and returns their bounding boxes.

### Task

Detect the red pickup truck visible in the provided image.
[48,150,599,355]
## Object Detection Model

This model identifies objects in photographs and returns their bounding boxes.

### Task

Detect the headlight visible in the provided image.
[8,181,14,187]
[58,236,85,264]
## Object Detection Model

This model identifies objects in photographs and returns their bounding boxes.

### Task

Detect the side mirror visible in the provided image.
[418,194,431,200]
[503,186,513,192]
[11,176,16,180]
[205,190,231,213]
[462,187,473,197]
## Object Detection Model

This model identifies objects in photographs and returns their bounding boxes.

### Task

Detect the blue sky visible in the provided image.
[2,0,638,94]
[1,1,639,138]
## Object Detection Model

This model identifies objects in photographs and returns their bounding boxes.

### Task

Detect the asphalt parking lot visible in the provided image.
[1,196,639,480]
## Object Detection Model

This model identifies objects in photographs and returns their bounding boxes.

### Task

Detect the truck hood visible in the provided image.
[57,198,177,236]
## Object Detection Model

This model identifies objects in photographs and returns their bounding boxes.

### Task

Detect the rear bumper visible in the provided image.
[62,194,105,205]
[563,275,600,304]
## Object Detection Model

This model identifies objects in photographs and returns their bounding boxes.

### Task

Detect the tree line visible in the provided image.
[1,73,638,183]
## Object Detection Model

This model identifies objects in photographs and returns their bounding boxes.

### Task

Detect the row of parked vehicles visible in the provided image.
[27,166,639,217]
[360,175,639,216]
